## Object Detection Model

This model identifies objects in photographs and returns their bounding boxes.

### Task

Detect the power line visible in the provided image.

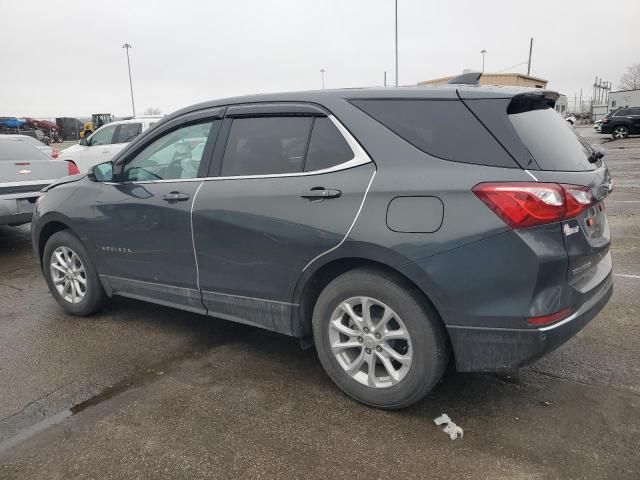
[495,61,529,73]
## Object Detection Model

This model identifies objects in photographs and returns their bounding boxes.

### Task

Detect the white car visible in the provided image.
[59,117,161,172]
[0,134,58,158]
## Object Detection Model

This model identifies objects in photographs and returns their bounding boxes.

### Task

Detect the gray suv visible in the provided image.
[32,84,613,409]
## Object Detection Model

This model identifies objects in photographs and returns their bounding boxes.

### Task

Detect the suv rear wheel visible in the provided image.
[612,125,629,139]
[43,230,108,316]
[312,268,448,409]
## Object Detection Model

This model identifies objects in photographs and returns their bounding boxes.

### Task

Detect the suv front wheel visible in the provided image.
[43,230,108,316]
[312,268,448,409]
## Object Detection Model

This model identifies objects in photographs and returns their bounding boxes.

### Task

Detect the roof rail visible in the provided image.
[447,72,482,86]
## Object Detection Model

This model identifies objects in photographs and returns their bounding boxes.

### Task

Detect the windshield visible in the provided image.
[508,100,597,171]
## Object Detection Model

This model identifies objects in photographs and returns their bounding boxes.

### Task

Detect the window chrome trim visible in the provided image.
[114,114,373,185]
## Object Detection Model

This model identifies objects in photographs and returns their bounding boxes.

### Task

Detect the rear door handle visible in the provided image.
[301,188,341,200]
[162,191,190,202]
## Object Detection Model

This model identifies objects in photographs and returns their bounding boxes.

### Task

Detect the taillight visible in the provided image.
[67,161,80,175]
[51,148,59,159]
[564,185,593,218]
[473,182,594,229]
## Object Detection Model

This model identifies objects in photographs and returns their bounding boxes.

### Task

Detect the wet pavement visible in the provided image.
[1,127,639,479]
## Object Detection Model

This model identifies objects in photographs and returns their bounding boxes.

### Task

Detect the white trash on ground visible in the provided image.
[434,413,464,440]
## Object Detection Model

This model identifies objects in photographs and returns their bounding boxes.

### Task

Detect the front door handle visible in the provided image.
[301,188,342,200]
[162,191,190,202]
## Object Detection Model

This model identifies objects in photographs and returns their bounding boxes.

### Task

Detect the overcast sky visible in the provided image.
[1,0,638,118]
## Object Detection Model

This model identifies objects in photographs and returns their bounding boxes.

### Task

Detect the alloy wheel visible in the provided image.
[613,126,628,139]
[50,246,87,304]
[328,296,412,388]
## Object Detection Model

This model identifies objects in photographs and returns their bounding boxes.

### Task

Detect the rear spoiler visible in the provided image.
[507,90,560,113]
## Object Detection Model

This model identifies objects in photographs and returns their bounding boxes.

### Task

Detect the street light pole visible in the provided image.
[480,49,487,73]
[320,68,325,89]
[122,43,136,117]
[394,0,398,87]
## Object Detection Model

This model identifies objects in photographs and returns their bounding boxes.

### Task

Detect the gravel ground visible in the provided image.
[0,126,639,479]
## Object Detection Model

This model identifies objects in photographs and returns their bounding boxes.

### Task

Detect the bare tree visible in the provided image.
[619,63,640,90]
[143,107,162,115]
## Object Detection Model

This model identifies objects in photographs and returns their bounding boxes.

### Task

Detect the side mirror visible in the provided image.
[79,137,88,146]
[88,161,114,182]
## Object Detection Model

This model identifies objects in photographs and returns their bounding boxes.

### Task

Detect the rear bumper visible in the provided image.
[0,192,41,226]
[447,272,613,372]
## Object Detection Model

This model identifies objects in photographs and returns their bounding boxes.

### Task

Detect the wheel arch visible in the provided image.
[37,219,72,265]
[291,254,449,346]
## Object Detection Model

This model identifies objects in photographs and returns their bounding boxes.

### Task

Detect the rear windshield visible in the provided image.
[350,99,517,168]
[508,99,597,171]
[0,139,49,161]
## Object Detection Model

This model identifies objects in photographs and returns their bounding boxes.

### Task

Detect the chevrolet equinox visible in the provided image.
[32,81,613,409]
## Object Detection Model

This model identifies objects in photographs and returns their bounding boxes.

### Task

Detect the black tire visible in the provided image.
[43,230,108,316]
[312,268,448,409]
[612,125,629,139]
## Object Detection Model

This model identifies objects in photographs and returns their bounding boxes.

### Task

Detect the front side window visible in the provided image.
[221,117,313,176]
[89,125,117,146]
[124,121,217,181]
[114,123,142,143]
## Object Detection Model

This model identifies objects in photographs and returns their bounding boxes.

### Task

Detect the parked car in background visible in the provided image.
[594,119,602,132]
[601,107,640,139]
[58,117,161,172]
[0,138,77,226]
[33,85,613,409]
[0,134,59,158]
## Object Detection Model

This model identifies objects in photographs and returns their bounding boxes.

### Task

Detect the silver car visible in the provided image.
[0,138,73,226]
[0,134,58,158]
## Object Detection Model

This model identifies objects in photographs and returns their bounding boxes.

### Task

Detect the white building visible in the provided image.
[609,89,640,110]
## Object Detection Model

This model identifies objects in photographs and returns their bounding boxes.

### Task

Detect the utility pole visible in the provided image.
[527,38,533,76]
[480,49,487,72]
[122,43,136,117]
[384,71,387,87]
[394,0,398,87]
[320,68,326,89]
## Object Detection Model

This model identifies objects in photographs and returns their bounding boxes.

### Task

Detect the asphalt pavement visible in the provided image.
[1,126,639,479]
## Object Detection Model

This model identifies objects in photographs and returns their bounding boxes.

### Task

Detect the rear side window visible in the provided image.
[304,117,354,172]
[221,117,313,176]
[508,99,596,171]
[350,99,516,167]
[115,123,142,143]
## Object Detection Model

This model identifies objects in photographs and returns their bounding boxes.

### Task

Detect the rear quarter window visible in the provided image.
[350,99,517,168]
